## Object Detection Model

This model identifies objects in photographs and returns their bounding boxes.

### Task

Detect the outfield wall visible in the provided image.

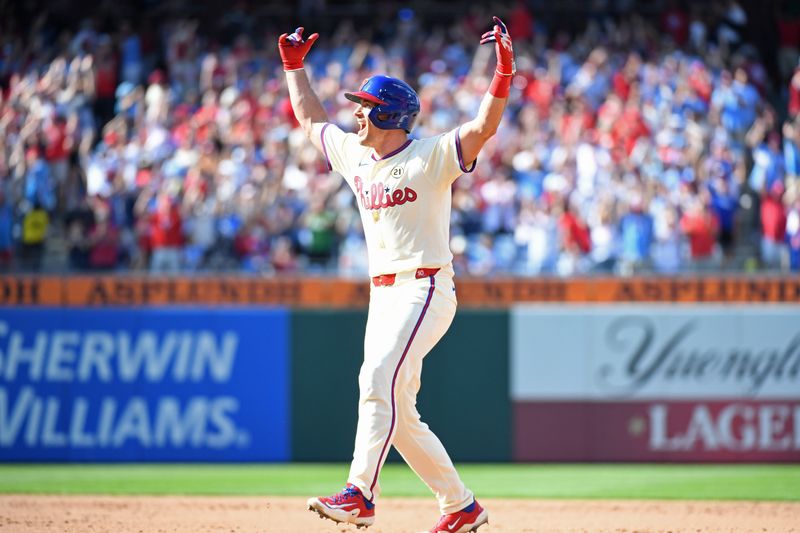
[511,305,800,462]
[290,310,510,462]
[0,308,290,461]
[1,275,798,462]
[0,307,509,462]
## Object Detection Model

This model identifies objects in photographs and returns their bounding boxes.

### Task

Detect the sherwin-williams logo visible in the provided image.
[0,322,248,450]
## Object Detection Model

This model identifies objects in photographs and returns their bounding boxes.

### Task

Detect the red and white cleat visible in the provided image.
[307,483,375,529]
[427,500,488,533]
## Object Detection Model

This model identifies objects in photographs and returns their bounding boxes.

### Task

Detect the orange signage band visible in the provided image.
[1,276,799,307]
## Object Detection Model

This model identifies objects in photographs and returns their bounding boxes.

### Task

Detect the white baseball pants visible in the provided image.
[347,266,473,514]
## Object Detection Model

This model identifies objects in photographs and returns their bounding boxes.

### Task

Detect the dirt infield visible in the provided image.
[1,495,798,532]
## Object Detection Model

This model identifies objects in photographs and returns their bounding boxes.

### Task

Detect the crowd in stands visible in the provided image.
[1,0,800,276]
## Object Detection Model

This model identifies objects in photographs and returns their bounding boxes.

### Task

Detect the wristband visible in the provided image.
[489,70,512,98]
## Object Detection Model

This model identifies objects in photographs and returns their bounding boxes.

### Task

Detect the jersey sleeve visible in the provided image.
[320,123,358,177]
[423,127,477,186]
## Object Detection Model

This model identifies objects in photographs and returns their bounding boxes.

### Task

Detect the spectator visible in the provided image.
[147,191,184,273]
[712,70,752,140]
[789,65,800,119]
[271,235,299,273]
[144,70,169,125]
[651,204,684,273]
[661,0,689,46]
[784,120,800,182]
[67,216,91,271]
[93,39,118,130]
[0,190,14,270]
[23,147,55,212]
[466,234,496,277]
[618,195,654,275]
[508,1,534,42]
[19,201,49,271]
[515,199,558,275]
[589,199,618,273]
[680,196,720,271]
[234,217,270,272]
[182,173,217,271]
[556,196,591,276]
[300,195,338,269]
[785,187,800,271]
[119,21,143,85]
[1,3,798,276]
[43,113,70,209]
[708,175,738,266]
[480,170,517,235]
[760,180,788,269]
[87,201,120,270]
[749,130,786,194]
[64,196,95,270]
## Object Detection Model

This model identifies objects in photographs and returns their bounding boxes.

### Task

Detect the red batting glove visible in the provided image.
[480,16,515,98]
[278,27,319,71]
[480,16,515,76]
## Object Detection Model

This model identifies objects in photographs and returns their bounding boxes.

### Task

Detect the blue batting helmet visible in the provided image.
[344,75,420,133]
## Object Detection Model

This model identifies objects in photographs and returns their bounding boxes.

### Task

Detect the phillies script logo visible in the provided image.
[354,176,417,211]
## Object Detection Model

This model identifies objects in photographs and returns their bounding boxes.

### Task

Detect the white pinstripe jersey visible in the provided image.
[321,124,475,277]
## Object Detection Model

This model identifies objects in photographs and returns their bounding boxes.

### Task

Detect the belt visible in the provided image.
[372,267,441,287]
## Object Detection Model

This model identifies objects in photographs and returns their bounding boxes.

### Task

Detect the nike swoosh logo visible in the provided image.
[359,161,370,167]
[448,517,461,530]
[324,502,358,511]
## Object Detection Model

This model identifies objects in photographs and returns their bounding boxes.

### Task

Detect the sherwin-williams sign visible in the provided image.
[511,305,800,462]
[0,308,289,461]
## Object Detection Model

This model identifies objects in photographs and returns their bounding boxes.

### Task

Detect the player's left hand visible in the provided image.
[480,16,515,77]
[278,26,319,71]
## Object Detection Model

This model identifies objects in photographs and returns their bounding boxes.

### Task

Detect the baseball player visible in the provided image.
[278,16,514,533]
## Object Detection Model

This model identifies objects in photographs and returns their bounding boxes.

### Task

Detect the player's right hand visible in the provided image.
[278,27,319,71]
[480,16,515,77]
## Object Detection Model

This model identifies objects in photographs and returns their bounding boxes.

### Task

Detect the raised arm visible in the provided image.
[458,16,515,167]
[278,27,327,153]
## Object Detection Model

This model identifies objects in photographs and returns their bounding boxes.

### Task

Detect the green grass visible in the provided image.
[1,464,798,501]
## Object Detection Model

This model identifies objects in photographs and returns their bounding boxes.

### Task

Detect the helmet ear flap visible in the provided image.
[406,111,419,132]
[365,107,391,129]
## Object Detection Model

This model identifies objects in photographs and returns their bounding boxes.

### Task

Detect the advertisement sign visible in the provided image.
[512,305,800,461]
[0,308,289,461]
[514,400,800,461]
[512,306,800,400]
[3,276,800,308]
